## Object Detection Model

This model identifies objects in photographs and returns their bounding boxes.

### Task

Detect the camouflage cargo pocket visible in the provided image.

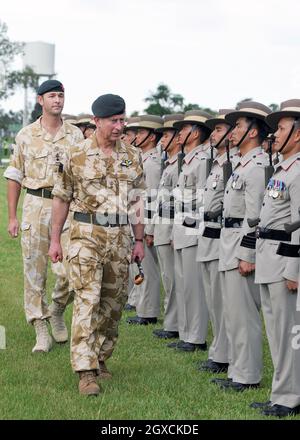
[68,245,98,291]
[20,222,31,259]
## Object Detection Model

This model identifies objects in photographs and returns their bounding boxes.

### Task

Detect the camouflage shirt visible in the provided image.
[4,117,83,189]
[52,133,146,216]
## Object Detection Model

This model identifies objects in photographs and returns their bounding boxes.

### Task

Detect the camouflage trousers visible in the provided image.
[68,220,131,372]
[20,193,72,323]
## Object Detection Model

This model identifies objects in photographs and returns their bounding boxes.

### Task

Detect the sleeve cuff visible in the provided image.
[51,189,72,203]
[3,166,23,185]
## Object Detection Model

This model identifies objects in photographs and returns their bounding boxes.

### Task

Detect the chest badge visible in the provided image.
[121,159,133,167]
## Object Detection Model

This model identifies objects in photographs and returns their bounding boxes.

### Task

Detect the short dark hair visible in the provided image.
[191,125,211,143]
[245,117,269,144]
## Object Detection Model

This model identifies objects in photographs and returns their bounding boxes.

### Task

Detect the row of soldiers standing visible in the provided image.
[122,101,300,418]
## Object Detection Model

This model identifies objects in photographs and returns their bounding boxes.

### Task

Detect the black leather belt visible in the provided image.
[73,212,129,227]
[255,227,291,242]
[240,232,256,249]
[202,227,221,239]
[277,242,300,257]
[27,188,53,199]
[224,217,244,228]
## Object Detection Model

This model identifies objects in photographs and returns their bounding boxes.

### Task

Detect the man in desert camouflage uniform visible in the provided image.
[4,80,83,353]
[49,94,145,396]
[122,116,141,312]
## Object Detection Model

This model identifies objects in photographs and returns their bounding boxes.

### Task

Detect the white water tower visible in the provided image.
[22,41,56,125]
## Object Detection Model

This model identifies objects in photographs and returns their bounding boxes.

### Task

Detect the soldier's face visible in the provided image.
[161,130,175,151]
[96,114,125,141]
[177,124,193,145]
[273,117,299,153]
[210,123,231,148]
[135,128,154,148]
[39,92,65,116]
[230,117,249,146]
[123,130,137,145]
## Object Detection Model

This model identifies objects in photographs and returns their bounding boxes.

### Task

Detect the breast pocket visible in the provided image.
[85,178,107,207]
[230,180,245,212]
[184,174,196,189]
[25,151,49,179]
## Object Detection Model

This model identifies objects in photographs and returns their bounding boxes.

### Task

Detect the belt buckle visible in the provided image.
[41,188,45,197]
[255,226,260,239]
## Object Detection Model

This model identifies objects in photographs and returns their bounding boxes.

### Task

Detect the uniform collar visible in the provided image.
[183,144,202,165]
[275,152,300,172]
[214,151,228,167]
[239,146,263,167]
[85,134,125,158]
[32,117,70,142]
[166,154,178,166]
[142,147,157,161]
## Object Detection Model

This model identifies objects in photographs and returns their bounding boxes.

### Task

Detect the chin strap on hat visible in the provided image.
[130,135,137,146]
[135,129,153,148]
[163,130,177,153]
[213,127,233,150]
[236,120,254,147]
[278,119,298,153]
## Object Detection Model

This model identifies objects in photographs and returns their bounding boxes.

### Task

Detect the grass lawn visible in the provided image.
[0,168,298,420]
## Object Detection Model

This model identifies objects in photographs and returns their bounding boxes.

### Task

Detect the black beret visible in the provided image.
[37,80,64,96]
[92,94,125,118]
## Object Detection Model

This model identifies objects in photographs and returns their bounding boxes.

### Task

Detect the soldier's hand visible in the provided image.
[145,234,154,247]
[132,241,145,262]
[286,280,298,292]
[238,260,255,277]
[8,218,19,238]
[48,242,63,263]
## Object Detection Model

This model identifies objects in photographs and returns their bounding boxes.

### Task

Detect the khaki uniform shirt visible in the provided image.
[172,144,210,250]
[219,146,268,271]
[196,148,239,262]
[52,135,145,228]
[141,148,161,236]
[255,153,300,284]
[4,117,83,188]
[153,154,179,246]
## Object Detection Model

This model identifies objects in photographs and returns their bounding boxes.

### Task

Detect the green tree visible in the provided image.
[143,83,216,116]
[0,20,23,100]
[0,20,39,133]
[269,103,279,112]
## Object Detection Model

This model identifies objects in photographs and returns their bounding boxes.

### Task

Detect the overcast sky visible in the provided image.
[1,0,300,116]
